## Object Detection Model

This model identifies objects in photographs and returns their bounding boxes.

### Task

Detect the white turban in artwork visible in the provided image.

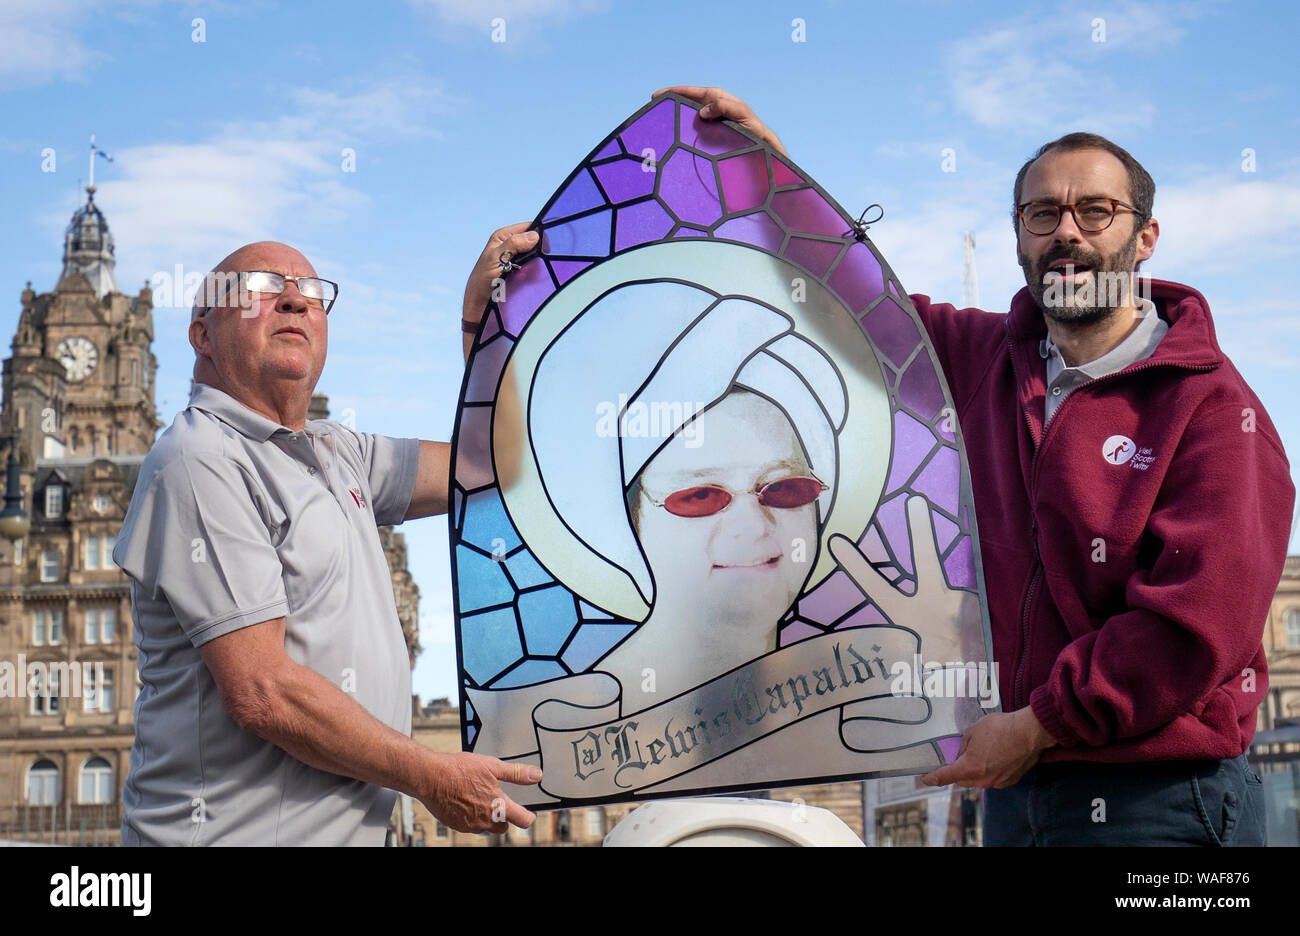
[496,240,892,622]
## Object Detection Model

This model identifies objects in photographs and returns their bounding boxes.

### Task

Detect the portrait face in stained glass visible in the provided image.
[450,94,994,809]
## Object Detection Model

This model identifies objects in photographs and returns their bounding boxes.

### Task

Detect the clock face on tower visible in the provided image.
[56,336,98,382]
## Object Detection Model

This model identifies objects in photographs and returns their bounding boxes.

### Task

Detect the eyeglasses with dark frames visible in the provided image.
[1016,197,1141,236]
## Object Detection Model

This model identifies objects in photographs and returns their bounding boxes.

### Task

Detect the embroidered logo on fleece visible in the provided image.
[1102,434,1156,470]
[348,487,367,508]
[1102,434,1135,465]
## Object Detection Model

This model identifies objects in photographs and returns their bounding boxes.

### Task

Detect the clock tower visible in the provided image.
[4,186,160,463]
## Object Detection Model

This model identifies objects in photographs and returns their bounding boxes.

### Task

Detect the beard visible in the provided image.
[1019,230,1141,326]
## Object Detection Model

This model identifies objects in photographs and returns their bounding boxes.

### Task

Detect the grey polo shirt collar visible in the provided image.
[188,382,302,443]
[1040,297,1168,425]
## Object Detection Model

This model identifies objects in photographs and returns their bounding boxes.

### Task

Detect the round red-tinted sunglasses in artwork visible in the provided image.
[641,475,828,518]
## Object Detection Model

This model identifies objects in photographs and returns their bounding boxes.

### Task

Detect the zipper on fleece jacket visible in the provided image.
[1005,335,1215,712]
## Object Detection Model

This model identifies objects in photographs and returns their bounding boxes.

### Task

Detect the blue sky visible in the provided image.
[2,0,1297,704]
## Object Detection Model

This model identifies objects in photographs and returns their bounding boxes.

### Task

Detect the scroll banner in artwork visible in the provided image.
[468,625,972,801]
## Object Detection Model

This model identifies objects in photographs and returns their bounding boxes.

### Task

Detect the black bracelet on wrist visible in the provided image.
[461,319,479,334]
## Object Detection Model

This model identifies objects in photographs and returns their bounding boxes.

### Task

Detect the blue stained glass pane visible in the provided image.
[493,659,568,689]
[578,599,614,620]
[466,725,477,745]
[519,585,578,655]
[456,545,516,612]
[561,622,636,672]
[543,169,606,222]
[460,488,521,554]
[505,549,551,589]
[462,607,523,684]
[542,210,612,257]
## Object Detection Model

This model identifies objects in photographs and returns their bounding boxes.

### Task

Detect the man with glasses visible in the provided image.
[114,233,543,845]
[662,87,1294,846]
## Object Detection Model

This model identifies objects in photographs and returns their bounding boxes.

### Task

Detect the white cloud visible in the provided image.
[1142,173,1300,279]
[39,76,454,303]
[0,0,104,89]
[946,2,1200,135]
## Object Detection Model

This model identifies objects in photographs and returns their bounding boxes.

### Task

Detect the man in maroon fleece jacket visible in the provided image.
[661,86,1295,846]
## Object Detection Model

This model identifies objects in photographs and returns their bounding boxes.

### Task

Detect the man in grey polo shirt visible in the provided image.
[114,231,540,845]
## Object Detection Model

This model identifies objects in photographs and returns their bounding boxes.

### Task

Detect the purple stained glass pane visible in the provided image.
[679,103,750,155]
[885,409,936,495]
[779,619,826,647]
[542,209,612,258]
[659,151,722,226]
[772,158,803,187]
[717,151,768,213]
[933,512,960,554]
[771,188,846,238]
[454,407,495,491]
[862,297,921,368]
[543,169,605,222]
[479,308,500,342]
[912,445,960,516]
[783,237,844,279]
[857,523,889,563]
[937,736,962,763]
[943,535,975,589]
[550,259,591,285]
[830,243,887,317]
[464,336,513,403]
[620,98,674,161]
[614,200,674,251]
[673,227,709,238]
[833,603,888,630]
[795,570,864,626]
[875,492,913,575]
[898,354,945,419]
[593,158,656,204]
[592,138,621,160]
[714,211,784,253]
[497,260,555,336]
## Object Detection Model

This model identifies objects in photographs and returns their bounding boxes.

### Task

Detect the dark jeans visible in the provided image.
[982,753,1266,846]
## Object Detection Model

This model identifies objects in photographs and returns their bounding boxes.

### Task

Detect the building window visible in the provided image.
[586,808,605,838]
[45,485,64,518]
[79,757,114,804]
[29,669,61,715]
[26,760,59,805]
[33,608,64,646]
[13,537,22,566]
[84,667,113,713]
[85,607,116,643]
[93,494,111,513]
[436,821,448,839]
[40,549,59,582]
[84,535,116,569]
[1287,609,1300,649]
